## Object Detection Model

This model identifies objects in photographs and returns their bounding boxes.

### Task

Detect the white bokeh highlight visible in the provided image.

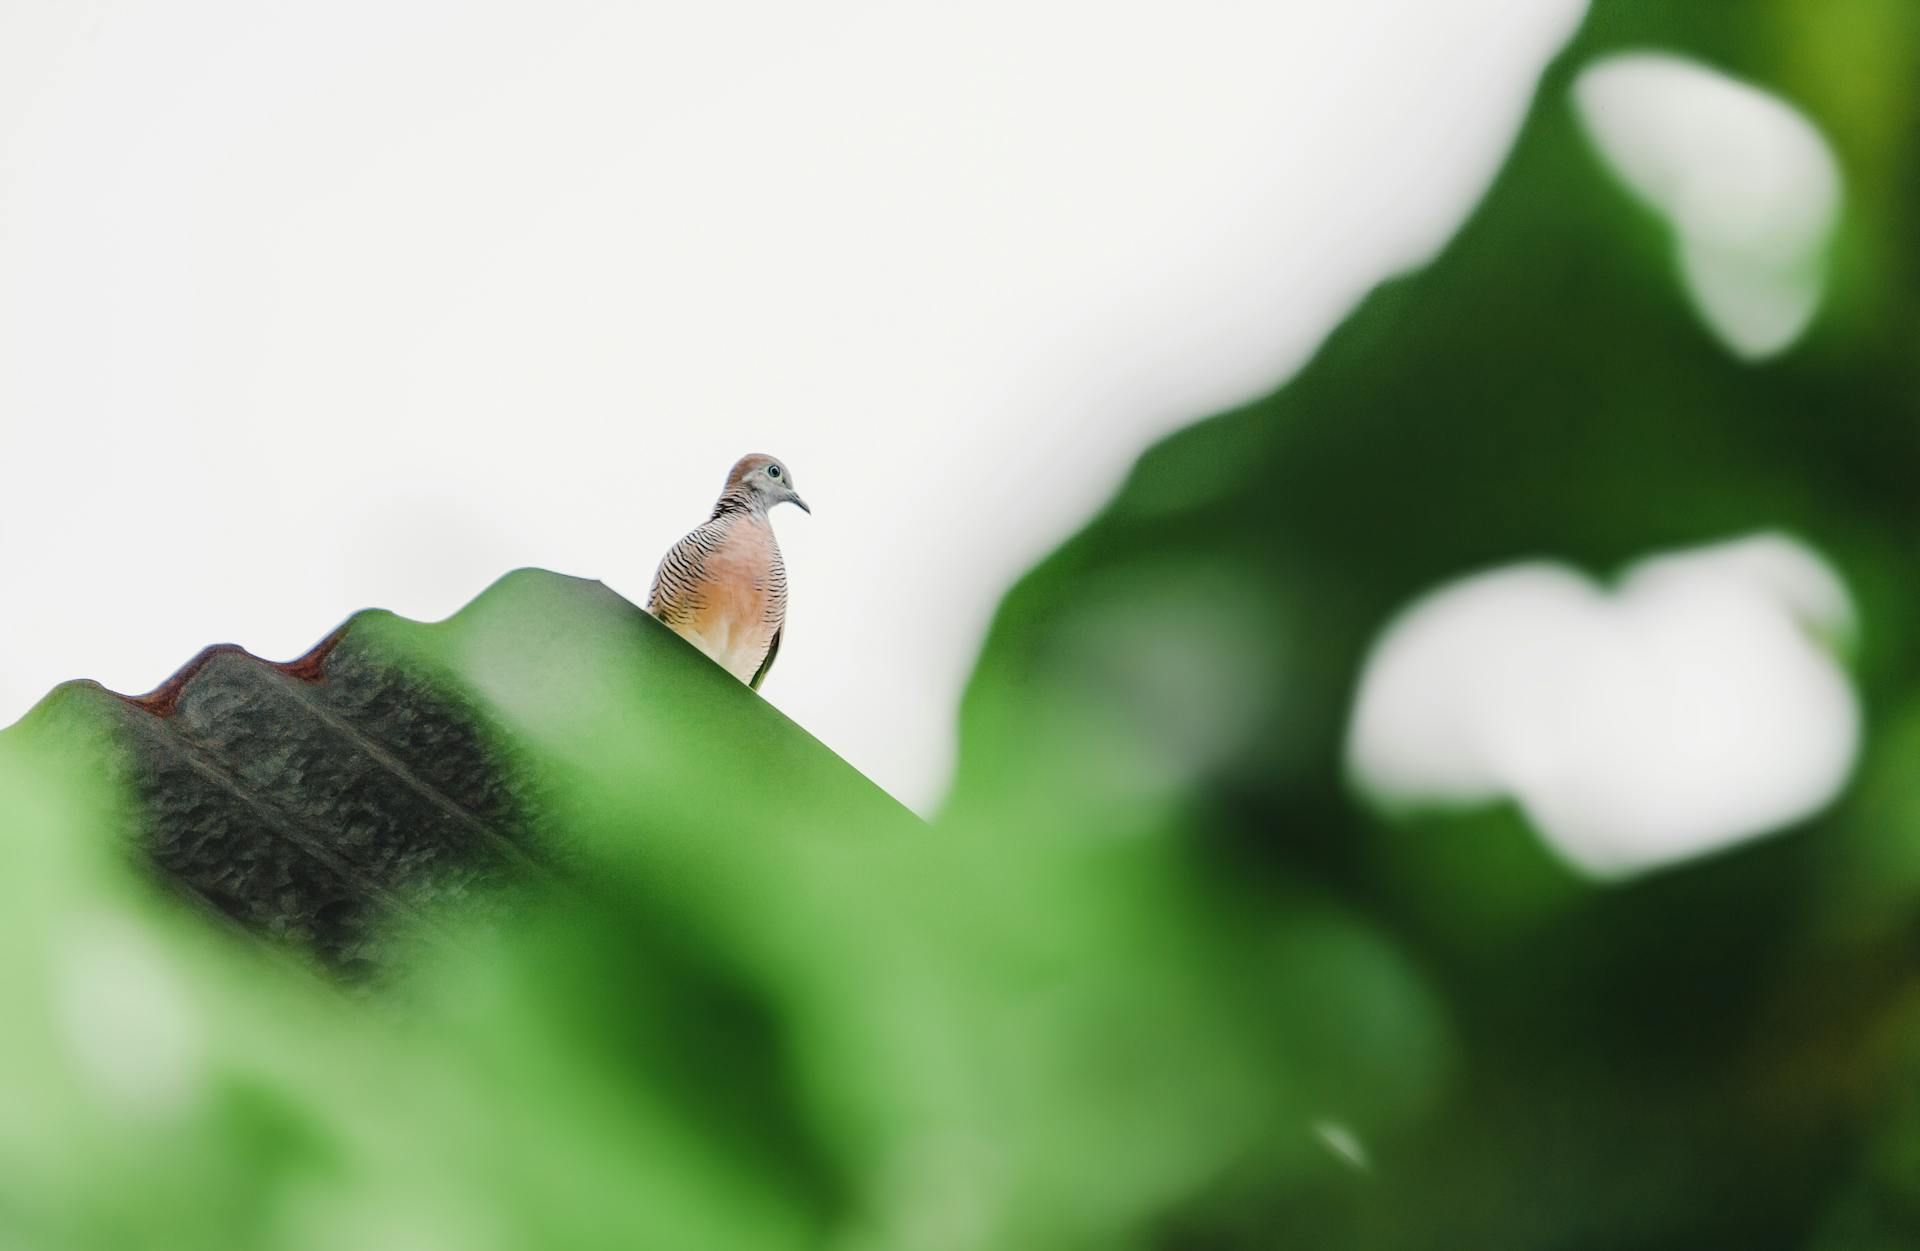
[1574,52,1841,359]
[1347,535,1860,877]
[0,0,1586,807]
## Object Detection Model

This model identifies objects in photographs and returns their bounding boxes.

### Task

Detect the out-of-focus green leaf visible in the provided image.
[948,2,1920,1246]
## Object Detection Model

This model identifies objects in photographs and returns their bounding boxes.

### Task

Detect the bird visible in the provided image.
[646,453,810,690]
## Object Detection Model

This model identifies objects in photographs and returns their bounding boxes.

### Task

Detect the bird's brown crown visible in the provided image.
[724,454,780,488]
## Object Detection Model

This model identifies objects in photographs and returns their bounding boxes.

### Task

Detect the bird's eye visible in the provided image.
[768,465,783,479]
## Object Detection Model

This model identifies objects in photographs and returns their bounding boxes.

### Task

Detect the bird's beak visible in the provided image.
[791,493,811,514]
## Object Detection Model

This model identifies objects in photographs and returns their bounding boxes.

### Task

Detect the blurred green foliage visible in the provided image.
[3,2,1918,1248]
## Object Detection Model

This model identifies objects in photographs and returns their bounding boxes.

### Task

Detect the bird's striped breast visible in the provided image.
[647,509,787,684]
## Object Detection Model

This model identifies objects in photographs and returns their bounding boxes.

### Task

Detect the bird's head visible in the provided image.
[726,453,810,514]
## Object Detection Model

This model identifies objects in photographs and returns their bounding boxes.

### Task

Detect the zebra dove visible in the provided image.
[647,453,810,690]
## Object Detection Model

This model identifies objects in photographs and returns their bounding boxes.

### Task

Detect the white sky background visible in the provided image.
[0,0,1586,808]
